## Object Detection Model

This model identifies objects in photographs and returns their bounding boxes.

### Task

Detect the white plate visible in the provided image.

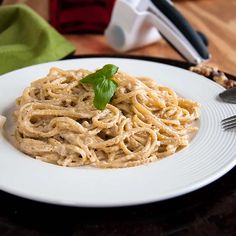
[0,58,235,207]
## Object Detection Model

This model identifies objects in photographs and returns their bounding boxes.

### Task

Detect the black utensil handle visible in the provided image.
[150,0,209,59]
[196,31,208,46]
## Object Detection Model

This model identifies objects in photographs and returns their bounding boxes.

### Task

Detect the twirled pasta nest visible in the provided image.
[13,67,200,168]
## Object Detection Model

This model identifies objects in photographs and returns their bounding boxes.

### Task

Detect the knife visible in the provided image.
[219,87,236,104]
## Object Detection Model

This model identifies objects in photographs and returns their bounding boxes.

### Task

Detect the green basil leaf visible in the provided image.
[94,78,118,110]
[80,64,118,85]
[80,64,119,110]
[100,64,119,78]
[80,73,105,85]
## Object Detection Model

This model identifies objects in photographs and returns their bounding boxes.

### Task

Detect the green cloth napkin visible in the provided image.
[0,4,75,75]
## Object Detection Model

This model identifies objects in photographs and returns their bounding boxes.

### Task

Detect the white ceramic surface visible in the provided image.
[0,58,235,207]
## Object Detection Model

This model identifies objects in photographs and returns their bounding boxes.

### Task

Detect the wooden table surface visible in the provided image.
[65,0,236,75]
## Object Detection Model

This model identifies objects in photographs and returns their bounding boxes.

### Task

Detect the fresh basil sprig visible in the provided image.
[80,64,119,110]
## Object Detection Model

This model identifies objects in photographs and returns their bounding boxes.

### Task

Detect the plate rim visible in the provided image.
[0,56,235,207]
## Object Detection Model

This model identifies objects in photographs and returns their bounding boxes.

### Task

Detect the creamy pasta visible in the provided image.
[13,67,200,168]
[0,115,6,129]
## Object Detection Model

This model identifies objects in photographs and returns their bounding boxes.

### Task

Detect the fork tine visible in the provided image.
[221,115,236,130]
[222,123,236,130]
[221,115,236,123]
[222,119,236,126]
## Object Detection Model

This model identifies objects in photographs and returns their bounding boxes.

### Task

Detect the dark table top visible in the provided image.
[0,168,235,236]
[0,56,235,236]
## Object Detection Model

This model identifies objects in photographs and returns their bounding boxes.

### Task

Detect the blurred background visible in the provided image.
[1,0,236,74]
[1,0,115,33]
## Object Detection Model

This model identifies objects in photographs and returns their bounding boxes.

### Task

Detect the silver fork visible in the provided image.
[221,115,236,130]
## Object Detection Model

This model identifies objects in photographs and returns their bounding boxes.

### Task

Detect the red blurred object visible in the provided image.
[50,0,116,34]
